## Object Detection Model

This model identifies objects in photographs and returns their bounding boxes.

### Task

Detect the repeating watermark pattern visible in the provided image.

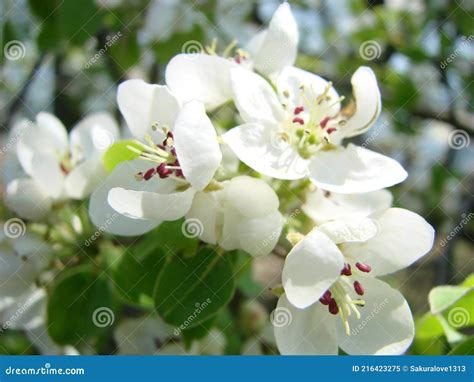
[440,212,473,247]
[447,129,470,150]
[3,218,26,239]
[84,31,122,69]
[0,120,32,155]
[4,40,26,61]
[181,40,203,56]
[0,297,36,333]
[92,307,115,328]
[181,218,204,239]
[270,307,292,328]
[92,129,115,150]
[359,40,382,61]
[440,35,474,69]
[84,212,118,246]
[447,307,470,328]
[173,298,212,335]
[361,120,389,148]
[351,298,389,336]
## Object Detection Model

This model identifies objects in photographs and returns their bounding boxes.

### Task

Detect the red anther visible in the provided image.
[319,116,330,128]
[167,131,174,139]
[319,290,332,305]
[355,262,372,273]
[143,167,156,180]
[60,163,70,175]
[171,148,177,157]
[328,298,339,315]
[175,169,184,177]
[326,127,337,135]
[341,263,352,276]
[157,144,166,150]
[235,55,241,64]
[294,106,304,115]
[157,163,172,179]
[353,281,364,296]
[292,117,304,125]
[323,290,332,300]
[319,297,329,305]
[173,159,180,166]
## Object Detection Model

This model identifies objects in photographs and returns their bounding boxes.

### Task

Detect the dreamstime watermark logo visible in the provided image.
[351,298,389,336]
[361,120,389,148]
[270,307,292,328]
[440,35,473,69]
[447,307,470,328]
[440,212,473,247]
[84,212,118,246]
[3,218,26,239]
[0,297,36,333]
[359,40,382,61]
[448,129,470,150]
[92,307,115,327]
[173,298,212,335]
[92,129,115,150]
[181,218,204,239]
[84,31,122,69]
[4,40,26,61]
[182,40,203,57]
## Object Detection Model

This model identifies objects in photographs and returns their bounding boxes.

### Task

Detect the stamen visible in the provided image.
[326,127,337,135]
[355,262,372,273]
[341,263,352,276]
[328,298,339,315]
[292,117,304,125]
[319,116,330,128]
[294,106,304,115]
[353,281,364,296]
[143,167,156,180]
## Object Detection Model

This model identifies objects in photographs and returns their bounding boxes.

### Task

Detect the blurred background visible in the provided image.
[0,0,473,355]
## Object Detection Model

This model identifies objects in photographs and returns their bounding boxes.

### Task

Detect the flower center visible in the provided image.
[281,83,346,159]
[319,261,372,336]
[128,124,185,182]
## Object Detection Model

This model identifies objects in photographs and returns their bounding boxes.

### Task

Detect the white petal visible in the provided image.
[303,188,393,224]
[173,101,221,190]
[64,156,105,199]
[185,189,225,245]
[274,295,338,355]
[117,79,180,140]
[88,160,160,236]
[17,112,68,175]
[238,210,283,257]
[308,144,407,194]
[343,208,435,276]
[219,205,242,251]
[276,66,340,116]
[317,217,378,244]
[226,176,279,218]
[336,276,414,355]
[282,229,344,309]
[165,53,237,110]
[5,178,52,220]
[3,288,46,330]
[222,123,308,180]
[342,66,381,138]
[252,3,298,77]
[108,185,196,222]
[29,152,65,198]
[69,112,119,158]
[230,68,284,125]
[0,250,38,298]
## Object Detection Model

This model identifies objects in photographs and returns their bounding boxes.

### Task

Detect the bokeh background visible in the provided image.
[0,0,473,355]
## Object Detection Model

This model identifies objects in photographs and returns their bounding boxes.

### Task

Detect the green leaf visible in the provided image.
[103,237,168,308]
[442,291,474,329]
[437,315,466,344]
[181,316,216,347]
[154,248,235,328]
[429,285,471,314]
[47,266,113,345]
[151,219,200,256]
[415,312,444,340]
[448,337,474,355]
[102,140,141,173]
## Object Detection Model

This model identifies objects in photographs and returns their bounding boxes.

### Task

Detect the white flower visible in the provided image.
[186,175,283,257]
[165,3,298,110]
[274,208,434,354]
[222,66,407,193]
[5,112,119,220]
[302,187,393,225]
[90,79,222,236]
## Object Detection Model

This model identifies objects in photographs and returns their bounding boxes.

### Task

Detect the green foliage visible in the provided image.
[47,266,113,346]
[154,248,235,328]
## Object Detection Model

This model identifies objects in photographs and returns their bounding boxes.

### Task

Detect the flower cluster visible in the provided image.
[0,3,434,355]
